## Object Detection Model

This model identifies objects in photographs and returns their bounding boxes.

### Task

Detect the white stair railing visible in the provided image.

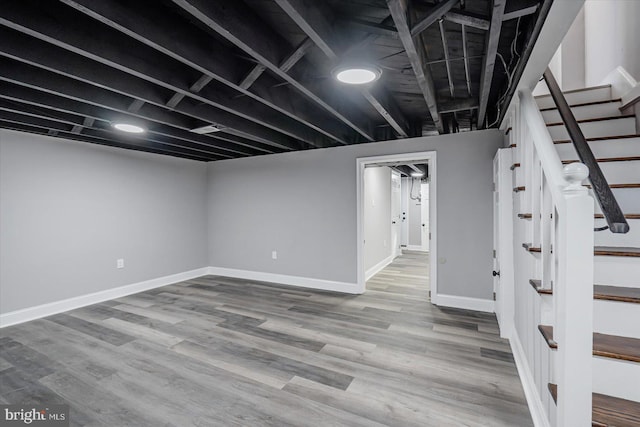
[512,89,595,426]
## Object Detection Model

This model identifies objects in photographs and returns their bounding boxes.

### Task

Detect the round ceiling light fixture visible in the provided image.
[113,123,145,133]
[333,64,381,85]
[411,172,424,178]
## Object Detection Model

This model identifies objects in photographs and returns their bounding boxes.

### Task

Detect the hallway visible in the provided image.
[1,252,532,426]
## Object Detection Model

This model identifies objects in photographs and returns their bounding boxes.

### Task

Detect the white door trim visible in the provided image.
[356,151,437,300]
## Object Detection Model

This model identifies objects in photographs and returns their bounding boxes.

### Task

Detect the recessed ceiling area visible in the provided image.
[0,0,548,162]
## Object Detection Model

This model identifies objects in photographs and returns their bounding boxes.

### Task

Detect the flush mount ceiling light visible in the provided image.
[411,172,424,178]
[113,123,145,133]
[333,65,381,85]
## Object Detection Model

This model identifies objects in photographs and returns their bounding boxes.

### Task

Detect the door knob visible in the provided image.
[492,270,500,277]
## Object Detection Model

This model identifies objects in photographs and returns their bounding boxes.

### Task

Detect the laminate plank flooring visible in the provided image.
[0,251,533,426]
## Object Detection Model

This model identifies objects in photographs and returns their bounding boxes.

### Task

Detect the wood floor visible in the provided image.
[0,252,533,426]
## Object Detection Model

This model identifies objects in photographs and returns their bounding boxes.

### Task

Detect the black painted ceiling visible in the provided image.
[0,0,546,161]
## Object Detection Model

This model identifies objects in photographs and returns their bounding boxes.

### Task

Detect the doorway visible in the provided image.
[356,152,437,300]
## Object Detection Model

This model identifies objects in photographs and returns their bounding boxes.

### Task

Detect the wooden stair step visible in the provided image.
[585,184,640,189]
[554,134,639,144]
[520,213,640,220]
[529,279,552,295]
[594,285,640,303]
[563,156,640,164]
[548,383,640,427]
[538,325,640,362]
[539,98,622,112]
[596,214,640,220]
[595,247,640,257]
[546,114,636,127]
[530,281,640,303]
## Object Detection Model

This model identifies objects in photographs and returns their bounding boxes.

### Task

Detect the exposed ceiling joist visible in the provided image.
[346,18,399,39]
[70,116,94,134]
[477,0,507,127]
[0,109,221,161]
[503,5,538,21]
[0,71,276,157]
[57,0,350,145]
[240,37,314,92]
[0,6,316,150]
[274,0,412,138]
[444,10,490,30]
[438,97,478,114]
[1,118,214,162]
[387,0,443,133]
[411,0,458,37]
[0,103,232,159]
[170,0,375,142]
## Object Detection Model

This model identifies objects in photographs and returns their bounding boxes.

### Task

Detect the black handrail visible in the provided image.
[543,68,629,234]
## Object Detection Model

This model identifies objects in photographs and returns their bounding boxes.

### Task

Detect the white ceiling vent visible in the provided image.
[190,124,222,134]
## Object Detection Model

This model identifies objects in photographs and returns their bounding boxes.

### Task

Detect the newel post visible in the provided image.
[556,163,594,426]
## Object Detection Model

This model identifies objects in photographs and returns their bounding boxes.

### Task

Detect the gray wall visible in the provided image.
[585,0,640,84]
[207,130,502,300]
[407,177,423,247]
[0,130,208,313]
[363,166,391,271]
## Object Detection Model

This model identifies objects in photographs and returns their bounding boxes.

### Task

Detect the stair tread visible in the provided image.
[585,183,640,189]
[538,325,640,362]
[554,134,640,144]
[520,213,640,219]
[595,214,640,220]
[595,247,640,257]
[548,383,640,427]
[539,98,622,112]
[547,114,635,127]
[594,285,640,303]
[563,156,640,164]
[522,243,541,253]
[530,281,640,303]
[535,84,611,98]
[529,279,552,295]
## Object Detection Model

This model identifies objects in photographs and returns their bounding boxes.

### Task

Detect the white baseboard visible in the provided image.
[0,267,209,328]
[403,245,427,252]
[433,294,495,313]
[365,254,394,281]
[509,331,550,427]
[207,266,362,294]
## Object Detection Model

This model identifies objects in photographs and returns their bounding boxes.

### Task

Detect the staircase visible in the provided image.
[507,82,640,426]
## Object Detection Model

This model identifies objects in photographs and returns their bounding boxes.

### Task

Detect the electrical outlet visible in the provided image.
[272,251,277,260]
[117,258,124,269]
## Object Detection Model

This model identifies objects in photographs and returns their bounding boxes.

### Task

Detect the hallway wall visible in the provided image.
[207,130,503,301]
[363,166,392,273]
